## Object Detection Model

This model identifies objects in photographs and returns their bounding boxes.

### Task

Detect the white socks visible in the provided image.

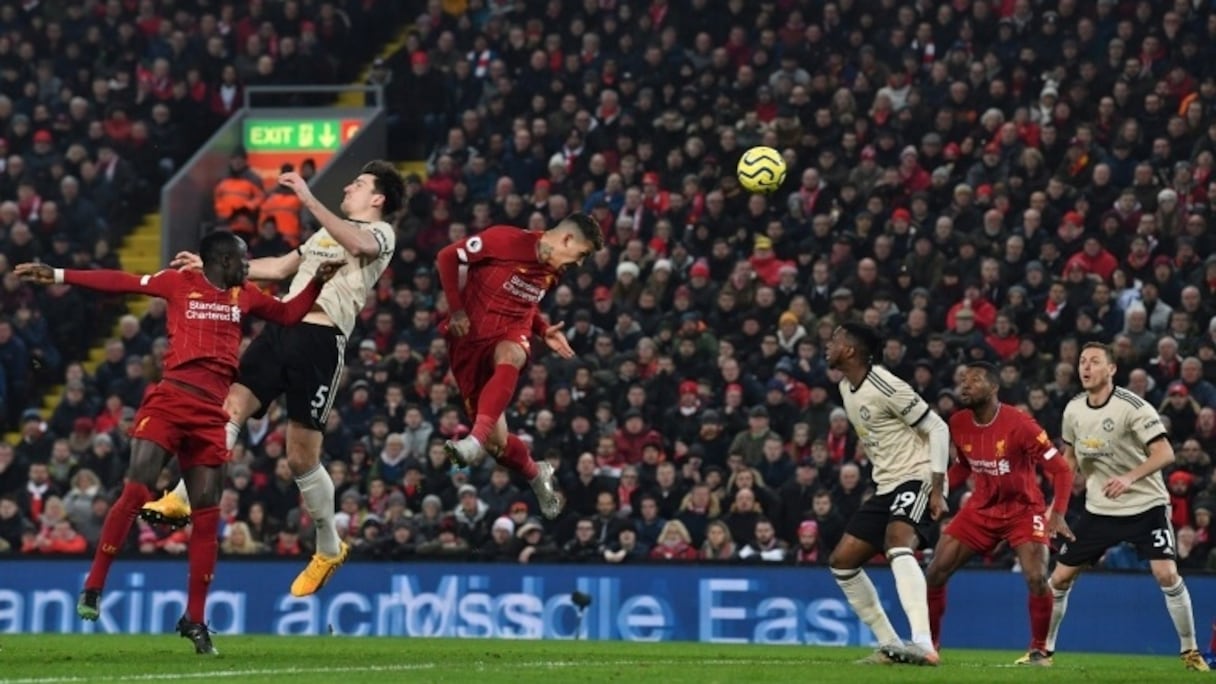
[1163,579,1199,652]
[295,464,340,556]
[1045,578,1071,652]
[225,420,241,450]
[170,479,189,502]
[832,566,900,647]
[888,548,934,651]
[1046,577,1198,654]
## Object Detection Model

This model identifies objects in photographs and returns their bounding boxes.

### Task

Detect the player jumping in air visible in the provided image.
[923,362,1075,666]
[16,233,341,654]
[144,162,404,597]
[436,216,604,518]
[1046,342,1209,671]
[824,323,950,666]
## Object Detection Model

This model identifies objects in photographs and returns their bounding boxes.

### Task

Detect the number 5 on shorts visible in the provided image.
[311,385,330,410]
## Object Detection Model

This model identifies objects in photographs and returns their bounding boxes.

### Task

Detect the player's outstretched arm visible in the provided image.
[243,260,344,325]
[171,250,302,281]
[18,263,179,298]
[278,172,381,257]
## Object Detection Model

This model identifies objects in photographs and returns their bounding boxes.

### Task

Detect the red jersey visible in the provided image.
[436,226,559,345]
[948,403,1062,518]
[63,268,321,402]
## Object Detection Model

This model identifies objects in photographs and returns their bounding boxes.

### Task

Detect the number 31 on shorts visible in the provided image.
[1153,527,1176,553]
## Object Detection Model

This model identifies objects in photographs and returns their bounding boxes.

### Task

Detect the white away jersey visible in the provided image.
[1062,387,1170,516]
[286,220,395,336]
[839,365,933,495]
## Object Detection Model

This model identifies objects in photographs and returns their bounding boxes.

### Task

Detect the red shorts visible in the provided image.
[130,382,229,470]
[448,329,531,416]
[945,506,1049,554]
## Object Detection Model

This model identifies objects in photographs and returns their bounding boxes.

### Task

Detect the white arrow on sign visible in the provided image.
[318,122,337,148]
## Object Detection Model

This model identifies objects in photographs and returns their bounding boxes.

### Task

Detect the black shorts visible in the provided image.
[844,480,935,550]
[238,322,346,431]
[1056,505,1176,567]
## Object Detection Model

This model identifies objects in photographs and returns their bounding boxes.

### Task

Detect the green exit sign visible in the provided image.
[244,118,362,151]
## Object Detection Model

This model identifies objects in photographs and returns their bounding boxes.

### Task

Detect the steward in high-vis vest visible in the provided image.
[213,149,264,235]
[259,181,303,247]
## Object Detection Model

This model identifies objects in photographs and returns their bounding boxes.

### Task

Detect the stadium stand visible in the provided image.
[3,1,1216,574]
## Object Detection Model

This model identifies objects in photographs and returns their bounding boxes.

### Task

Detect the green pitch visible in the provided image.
[0,636,1196,683]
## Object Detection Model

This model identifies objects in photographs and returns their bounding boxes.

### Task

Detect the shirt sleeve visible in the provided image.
[63,268,182,300]
[881,372,931,428]
[1017,413,1059,464]
[368,221,395,259]
[1128,401,1169,448]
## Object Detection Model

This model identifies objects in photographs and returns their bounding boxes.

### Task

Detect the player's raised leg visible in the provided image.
[881,520,940,666]
[489,413,560,519]
[79,438,170,619]
[177,462,224,655]
[141,387,253,528]
[1150,558,1209,671]
[923,532,977,653]
[828,533,903,664]
[1012,539,1054,666]
[446,340,528,467]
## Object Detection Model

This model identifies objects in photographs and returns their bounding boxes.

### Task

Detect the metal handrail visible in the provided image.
[242,84,385,109]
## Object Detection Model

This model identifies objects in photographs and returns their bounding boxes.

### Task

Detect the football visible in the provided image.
[736,145,787,193]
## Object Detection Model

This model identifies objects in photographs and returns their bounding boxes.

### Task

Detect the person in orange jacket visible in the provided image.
[213,148,265,236]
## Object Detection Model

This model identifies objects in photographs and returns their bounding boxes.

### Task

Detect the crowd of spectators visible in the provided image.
[5,1,1216,573]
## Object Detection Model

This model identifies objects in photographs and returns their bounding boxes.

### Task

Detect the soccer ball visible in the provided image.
[737,146,787,194]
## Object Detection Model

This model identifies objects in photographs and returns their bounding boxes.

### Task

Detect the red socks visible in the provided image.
[1028,591,1053,652]
[927,585,946,652]
[498,434,539,480]
[85,481,153,591]
[187,506,220,624]
[470,364,520,445]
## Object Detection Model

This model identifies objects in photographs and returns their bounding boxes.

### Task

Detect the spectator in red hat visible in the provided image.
[641,172,670,214]
[1162,381,1200,438]
[662,380,704,451]
[849,146,882,196]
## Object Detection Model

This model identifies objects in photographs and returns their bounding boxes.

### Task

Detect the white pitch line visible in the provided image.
[0,656,1058,683]
[0,659,822,684]
[0,664,436,684]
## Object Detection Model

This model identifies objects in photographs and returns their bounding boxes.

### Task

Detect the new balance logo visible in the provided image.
[187,291,204,299]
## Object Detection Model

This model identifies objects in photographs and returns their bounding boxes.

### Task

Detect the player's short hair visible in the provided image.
[557,212,605,251]
[1080,341,1115,363]
[964,361,1000,386]
[839,322,882,363]
[361,160,404,217]
[199,230,243,264]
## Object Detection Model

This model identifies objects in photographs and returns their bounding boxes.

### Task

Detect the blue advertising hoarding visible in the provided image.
[0,560,1210,654]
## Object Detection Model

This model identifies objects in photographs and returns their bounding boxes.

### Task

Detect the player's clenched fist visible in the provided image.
[312,260,346,283]
[278,172,315,201]
[14,263,54,284]
[448,310,471,337]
